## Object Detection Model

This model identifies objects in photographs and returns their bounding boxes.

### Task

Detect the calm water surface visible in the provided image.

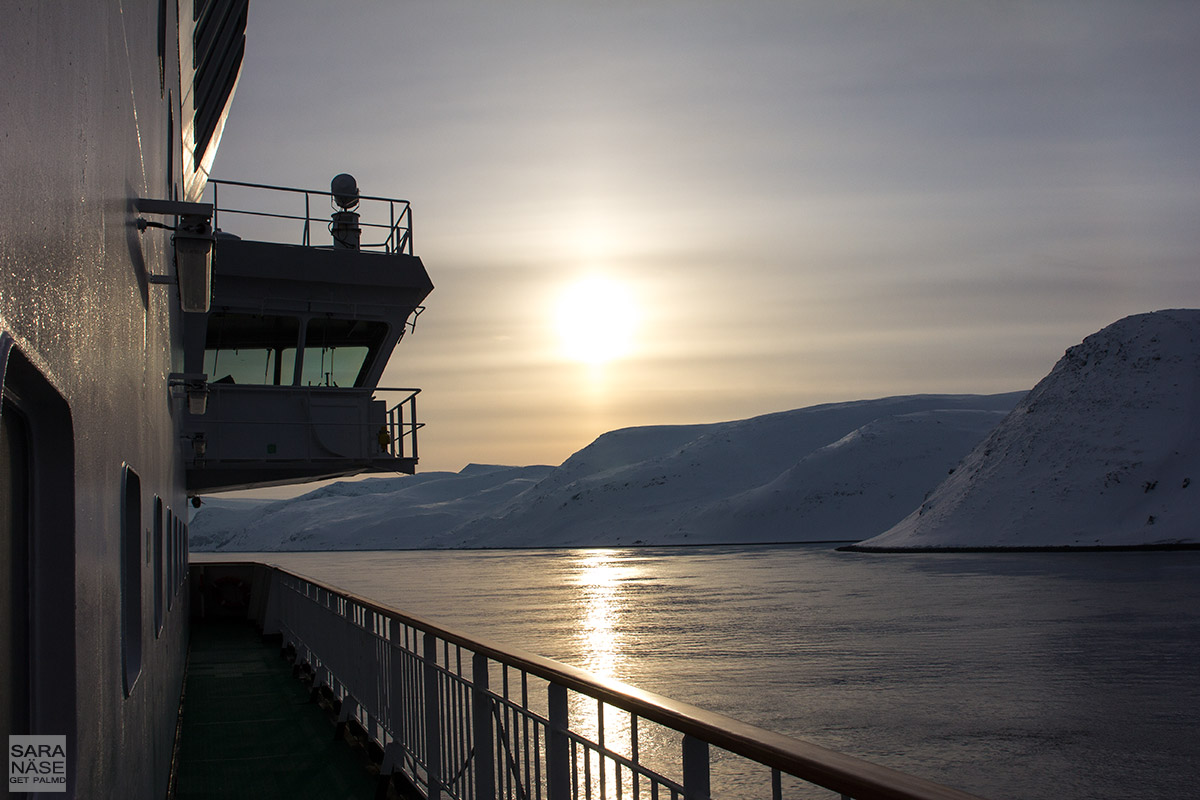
[198,545,1200,799]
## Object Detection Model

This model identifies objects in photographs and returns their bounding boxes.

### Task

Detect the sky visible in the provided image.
[211,0,1200,482]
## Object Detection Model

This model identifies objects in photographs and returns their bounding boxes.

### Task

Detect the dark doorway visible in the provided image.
[0,340,77,796]
[1,395,31,741]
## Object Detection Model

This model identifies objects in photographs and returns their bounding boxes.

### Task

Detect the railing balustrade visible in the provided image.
[206,178,414,256]
[259,566,989,800]
[385,390,421,461]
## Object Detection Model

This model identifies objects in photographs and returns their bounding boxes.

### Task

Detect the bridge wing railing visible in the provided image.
[264,566,987,800]
[206,178,414,255]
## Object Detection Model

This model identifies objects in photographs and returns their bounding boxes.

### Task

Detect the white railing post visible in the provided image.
[683,734,710,800]
[547,682,570,800]
[472,653,495,800]
[409,393,419,461]
[423,632,442,800]
[336,695,359,738]
[381,627,407,783]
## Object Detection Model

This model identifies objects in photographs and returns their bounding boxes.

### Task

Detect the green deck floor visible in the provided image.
[174,620,378,800]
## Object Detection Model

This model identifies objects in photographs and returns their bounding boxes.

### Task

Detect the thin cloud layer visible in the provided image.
[214,1,1200,474]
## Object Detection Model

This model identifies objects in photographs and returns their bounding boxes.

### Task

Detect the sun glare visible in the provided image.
[554,276,638,364]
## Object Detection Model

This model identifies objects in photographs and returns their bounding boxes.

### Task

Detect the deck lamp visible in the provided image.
[136,198,216,312]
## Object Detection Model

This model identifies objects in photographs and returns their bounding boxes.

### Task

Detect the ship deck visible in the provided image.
[173,620,380,799]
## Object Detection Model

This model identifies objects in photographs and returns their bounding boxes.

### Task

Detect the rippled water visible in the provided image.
[198,545,1200,799]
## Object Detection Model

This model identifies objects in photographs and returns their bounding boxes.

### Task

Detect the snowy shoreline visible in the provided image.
[842,542,1200,553]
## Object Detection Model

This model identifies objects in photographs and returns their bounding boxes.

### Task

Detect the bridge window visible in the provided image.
[204,313,298,385]
[301,318,387,387]
[193,0,247,170]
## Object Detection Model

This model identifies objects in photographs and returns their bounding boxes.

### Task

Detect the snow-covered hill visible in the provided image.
[856,310,1200,549]
[189,464,554,551]
[191,393,1021,550]
[442,397,1020,548]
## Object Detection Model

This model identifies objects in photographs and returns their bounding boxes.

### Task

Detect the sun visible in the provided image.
[554,276,638,364]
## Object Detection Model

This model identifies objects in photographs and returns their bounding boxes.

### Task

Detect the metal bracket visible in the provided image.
[135,198,214,217]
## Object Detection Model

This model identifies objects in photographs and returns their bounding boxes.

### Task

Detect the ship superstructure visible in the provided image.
[180,178,433,492]
[0,2,429,796]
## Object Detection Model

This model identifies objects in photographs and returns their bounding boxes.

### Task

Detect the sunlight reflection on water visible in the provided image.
[571,550,631,679]
[565,551,666,798]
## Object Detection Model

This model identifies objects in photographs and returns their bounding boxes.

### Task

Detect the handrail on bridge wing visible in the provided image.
[380,387,422,462]
[206,178,414,255]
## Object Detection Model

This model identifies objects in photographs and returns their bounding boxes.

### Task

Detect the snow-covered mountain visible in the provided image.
[856,310,1200,549]
[191,393,1021,550]
[191,310,1200,552]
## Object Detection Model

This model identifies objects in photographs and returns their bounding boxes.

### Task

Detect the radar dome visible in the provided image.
[330,173,359,210]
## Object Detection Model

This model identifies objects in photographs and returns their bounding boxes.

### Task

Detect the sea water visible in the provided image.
[197,544,1200,799]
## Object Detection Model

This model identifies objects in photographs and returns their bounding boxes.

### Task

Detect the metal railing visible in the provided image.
[384,390,422,462]
[264,566,989,800]
[205,178,414,255]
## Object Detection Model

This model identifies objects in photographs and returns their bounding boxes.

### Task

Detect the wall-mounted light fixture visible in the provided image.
[184,433,208,460]
[136,198,215,312]
[168,372,210,415]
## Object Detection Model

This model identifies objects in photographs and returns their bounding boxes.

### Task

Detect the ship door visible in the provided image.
[1,394,31,742]
[0,339,77,793]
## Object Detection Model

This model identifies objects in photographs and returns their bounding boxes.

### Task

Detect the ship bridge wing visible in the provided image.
[180,179,433,494]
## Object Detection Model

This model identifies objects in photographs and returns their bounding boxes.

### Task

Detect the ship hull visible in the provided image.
[2,3,205,796]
